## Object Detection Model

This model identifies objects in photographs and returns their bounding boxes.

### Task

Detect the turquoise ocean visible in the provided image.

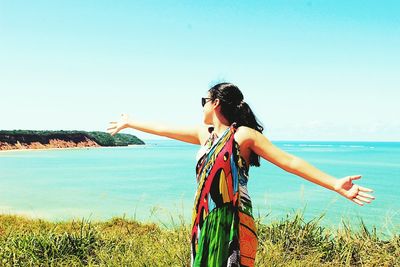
[0,140,399,238]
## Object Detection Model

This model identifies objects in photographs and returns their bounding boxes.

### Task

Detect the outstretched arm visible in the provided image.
[107,113,210,145]
[249,129,375,206]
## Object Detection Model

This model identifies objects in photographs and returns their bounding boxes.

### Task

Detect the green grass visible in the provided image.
[0,208,398,266]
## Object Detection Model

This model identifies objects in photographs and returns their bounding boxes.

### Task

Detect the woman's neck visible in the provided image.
[211,112,231,137]
[212,123,230,137]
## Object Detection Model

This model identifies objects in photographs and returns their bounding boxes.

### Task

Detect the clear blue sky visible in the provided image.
[1,0,399,141]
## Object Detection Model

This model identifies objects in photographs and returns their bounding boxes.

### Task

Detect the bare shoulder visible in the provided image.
[235,126,258,142]
[234,126,258,149]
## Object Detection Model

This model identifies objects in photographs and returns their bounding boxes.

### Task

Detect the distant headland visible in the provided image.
[0,130,145,151]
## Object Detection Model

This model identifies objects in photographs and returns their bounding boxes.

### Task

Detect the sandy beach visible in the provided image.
[0,144,145,153]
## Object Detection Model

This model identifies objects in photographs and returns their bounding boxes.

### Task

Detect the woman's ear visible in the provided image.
[213,98,220,109]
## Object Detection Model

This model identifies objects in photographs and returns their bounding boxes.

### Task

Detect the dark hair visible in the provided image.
[208,82,264,167]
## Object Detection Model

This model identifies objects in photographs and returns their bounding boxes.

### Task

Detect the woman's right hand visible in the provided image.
[107,113,130,136]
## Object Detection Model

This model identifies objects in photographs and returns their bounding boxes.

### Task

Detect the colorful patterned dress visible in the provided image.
[191,122,258,267]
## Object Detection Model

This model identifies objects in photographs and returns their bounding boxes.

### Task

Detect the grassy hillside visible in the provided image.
[0,208,398,266]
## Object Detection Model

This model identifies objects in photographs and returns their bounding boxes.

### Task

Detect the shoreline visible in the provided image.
[0,130,145,152]
[0,209,398,241]
[0,144,144,153]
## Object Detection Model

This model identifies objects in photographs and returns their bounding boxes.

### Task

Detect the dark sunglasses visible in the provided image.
[201,97,212,107]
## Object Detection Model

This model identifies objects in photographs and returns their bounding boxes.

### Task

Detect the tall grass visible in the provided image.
[0,206,398,266]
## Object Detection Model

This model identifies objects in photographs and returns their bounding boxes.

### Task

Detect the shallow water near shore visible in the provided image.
[0,140,399,238]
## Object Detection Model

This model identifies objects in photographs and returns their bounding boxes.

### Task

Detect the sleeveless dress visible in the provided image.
[191,122,258,267]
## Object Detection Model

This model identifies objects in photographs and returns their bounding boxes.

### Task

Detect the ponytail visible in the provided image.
[235,101,264,132]
[209,83,264,167]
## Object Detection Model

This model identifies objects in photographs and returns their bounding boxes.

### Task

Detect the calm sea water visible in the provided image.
[0,140,399,238]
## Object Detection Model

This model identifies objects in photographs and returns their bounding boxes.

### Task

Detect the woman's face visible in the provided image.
[202,92,214,125]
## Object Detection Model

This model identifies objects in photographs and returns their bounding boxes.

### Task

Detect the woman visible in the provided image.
[107,82,375,267]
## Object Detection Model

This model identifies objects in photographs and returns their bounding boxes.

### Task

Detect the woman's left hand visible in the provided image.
[334,175,375,206]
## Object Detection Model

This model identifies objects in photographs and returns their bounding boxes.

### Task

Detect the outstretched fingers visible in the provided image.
[349,175,362,181]
[355,195,372,203]
[107,122,117,131]
[349,184,375,206]
[358,191,375,200]
[358,185,373,192]
[351,198,364,206]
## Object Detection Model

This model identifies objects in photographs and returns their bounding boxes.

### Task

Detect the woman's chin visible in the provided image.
[203,119,211,125]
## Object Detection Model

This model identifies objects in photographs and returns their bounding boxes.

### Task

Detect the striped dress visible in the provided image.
[191,122,258,267]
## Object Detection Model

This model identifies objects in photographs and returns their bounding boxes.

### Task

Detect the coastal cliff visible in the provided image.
[0,130,145,151]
